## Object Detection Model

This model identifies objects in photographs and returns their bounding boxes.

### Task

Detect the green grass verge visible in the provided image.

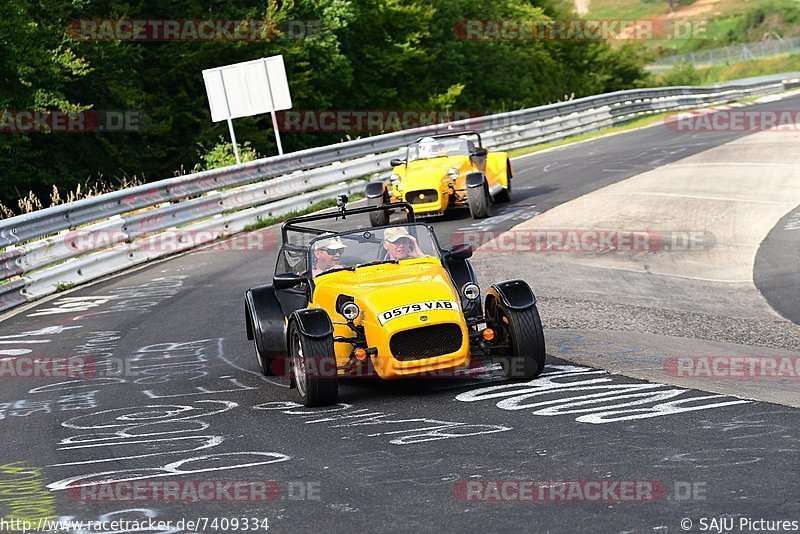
[55,282,75,292]
[697,54,800,84]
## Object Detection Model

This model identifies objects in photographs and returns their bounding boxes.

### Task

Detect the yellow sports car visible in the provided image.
[366,131,512,225]
[244,196,545,406]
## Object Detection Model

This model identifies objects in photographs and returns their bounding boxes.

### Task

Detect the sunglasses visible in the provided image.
[320,248,343,255]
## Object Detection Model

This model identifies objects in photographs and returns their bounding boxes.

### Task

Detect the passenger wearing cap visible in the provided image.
[312,235,347,277]
[383,227,424,261]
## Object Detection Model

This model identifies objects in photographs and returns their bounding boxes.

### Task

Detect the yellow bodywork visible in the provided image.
[309,257,470,379]
[389,152,510,215]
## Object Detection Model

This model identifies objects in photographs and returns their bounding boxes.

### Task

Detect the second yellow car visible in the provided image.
[366,131,512,225]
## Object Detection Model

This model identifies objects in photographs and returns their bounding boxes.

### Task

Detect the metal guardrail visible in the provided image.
[0,75,796,313]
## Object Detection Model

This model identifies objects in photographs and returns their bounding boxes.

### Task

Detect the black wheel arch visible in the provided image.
[245,285,287,361]
[465,172,486,188]
[366,181,388,199]
[288,308,334,339]
[486,279,536,311]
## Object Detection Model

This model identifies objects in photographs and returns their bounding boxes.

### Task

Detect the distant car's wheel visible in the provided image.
[288,321,338,407]
[487,297,546,379]
[368,195,389,227]
[495,161,512,203]
[468,184,492,219]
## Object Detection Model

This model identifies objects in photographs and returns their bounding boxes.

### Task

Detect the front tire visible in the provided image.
[368,195,389,227]
[288,321,338,406]
[468,184,492,219]
[487,297,546,379]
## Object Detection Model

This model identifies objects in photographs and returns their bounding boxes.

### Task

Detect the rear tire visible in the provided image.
[288,321,338,407]
[468,184,492,219]
[487,297,546,379]
[368,195,389,227]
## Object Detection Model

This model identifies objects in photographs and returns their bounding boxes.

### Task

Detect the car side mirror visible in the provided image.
[471,147,488,157]
[447,244,473,260]
[390,158,405,167]
[274,272,306,290]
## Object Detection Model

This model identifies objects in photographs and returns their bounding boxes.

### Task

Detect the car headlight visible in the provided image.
[447,168,459,180]
[390,174,402,191]
[341,302,360,321]
[462,283,480,301]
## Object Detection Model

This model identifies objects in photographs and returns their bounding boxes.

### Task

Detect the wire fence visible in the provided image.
[651,37,800,69]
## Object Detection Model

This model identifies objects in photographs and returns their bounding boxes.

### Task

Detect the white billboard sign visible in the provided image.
[202,55,292,159]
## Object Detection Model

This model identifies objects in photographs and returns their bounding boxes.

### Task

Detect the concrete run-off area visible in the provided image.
[476,126,800,407]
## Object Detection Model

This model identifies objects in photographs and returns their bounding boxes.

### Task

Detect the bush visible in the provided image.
[658,61,702,86]
[193,139,261,172]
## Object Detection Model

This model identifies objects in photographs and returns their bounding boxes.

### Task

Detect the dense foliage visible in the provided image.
[0,0,651,211]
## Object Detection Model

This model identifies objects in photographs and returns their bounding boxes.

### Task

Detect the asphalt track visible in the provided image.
[0,96,799,533]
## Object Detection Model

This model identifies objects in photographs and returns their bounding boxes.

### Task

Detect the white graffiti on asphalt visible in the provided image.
[0,391,98,419]
[455,365,750,424]
[57,508,188,534]
[28,276,188,319]
[254,401,511,445]
[131,339,259,398]
[47,400,290,491]
[0,325,82,344]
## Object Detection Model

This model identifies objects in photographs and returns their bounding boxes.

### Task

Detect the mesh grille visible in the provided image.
[405,189,439,205]
[390,324,463,361]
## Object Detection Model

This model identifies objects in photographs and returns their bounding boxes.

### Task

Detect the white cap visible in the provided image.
[383,227,412,243]
[314,234,347,251]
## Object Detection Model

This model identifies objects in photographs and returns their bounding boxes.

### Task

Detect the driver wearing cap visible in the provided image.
[312,235,347,277]
[383,227,424,261]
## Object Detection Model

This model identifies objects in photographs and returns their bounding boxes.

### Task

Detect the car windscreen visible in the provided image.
[407,136,474,162]
[308,224,441,279]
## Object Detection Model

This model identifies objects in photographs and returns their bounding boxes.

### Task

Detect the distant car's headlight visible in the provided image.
[341,302,360,320]
[462,283,480,301]
[447,168,459,180]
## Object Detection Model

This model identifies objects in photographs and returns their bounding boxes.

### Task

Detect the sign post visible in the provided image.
[202,55,292,161]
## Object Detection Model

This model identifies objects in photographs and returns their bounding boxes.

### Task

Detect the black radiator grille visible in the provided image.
[405,189,439,204]
[390,324,463,361]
